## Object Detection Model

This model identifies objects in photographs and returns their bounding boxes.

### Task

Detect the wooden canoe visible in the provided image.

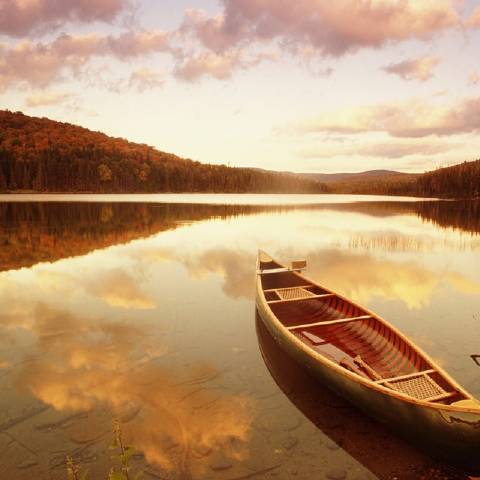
[255,251,480,458]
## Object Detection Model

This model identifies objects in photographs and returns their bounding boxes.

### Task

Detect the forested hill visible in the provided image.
[416,160,480,198]
[0,110,328,193]
[0,110,478,198]
[326,159,480,198]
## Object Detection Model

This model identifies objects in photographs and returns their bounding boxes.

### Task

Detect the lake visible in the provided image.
[0,195,479,480]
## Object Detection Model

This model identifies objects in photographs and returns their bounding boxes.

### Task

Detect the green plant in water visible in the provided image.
[108,421,142,480]
[66,455,87,480]
[66,421,142,480]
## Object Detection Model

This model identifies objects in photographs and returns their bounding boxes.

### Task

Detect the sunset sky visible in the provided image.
[1,0,480,173]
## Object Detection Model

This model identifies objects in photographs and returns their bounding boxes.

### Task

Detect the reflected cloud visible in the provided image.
[85,268,156,310]
[288,249,480,309]
[11,303,253,473]
[181,249,256,300]
[153,246,480,311]
[305,250,437,309]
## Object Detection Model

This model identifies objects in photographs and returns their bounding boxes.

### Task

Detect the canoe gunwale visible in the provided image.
[255,250,479,414]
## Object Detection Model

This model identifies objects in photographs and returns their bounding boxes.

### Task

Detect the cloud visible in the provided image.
[174,48,273,82]
[85,268,156,309]
[465,5,480,28]
[129,67,164,92]
[300,139,456,160]
[25,91,74,107]
[468,72,480,86]
[181,1,460,57]
[300,96,480,138]
[0,0,130,37]
[180,249,256,299]
[382,56,440,82]
[0,31,172,90]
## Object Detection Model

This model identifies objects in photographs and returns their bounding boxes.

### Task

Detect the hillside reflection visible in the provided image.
[1,199,479,272]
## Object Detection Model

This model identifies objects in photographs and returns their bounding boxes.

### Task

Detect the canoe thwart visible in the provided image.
[264,286,312,292]
[287,315,371,331]
[267,293,335,305]
[257,267,290,274]
[257,263,306,275]
[291,260,307,271]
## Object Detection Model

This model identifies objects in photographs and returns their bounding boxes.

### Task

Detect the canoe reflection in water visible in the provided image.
[255,314,480,478]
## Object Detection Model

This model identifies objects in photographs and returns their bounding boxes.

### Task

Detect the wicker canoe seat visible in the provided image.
[376,370,456,402]
[276,287,315,301]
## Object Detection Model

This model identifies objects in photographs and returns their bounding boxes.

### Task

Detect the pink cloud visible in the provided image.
[301,140,455,159]
[465,5,480,28]
[383,56,440,82]
[0,0,130,37]
[25,91,74,107]
[182,0,460,57]
[174,49,274,82]
[0,31,172,90]
[129,67,164,92]
[301,96,480,138]
[468,72,480,86]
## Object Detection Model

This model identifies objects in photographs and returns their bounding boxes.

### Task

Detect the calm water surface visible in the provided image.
[0,195,479,479]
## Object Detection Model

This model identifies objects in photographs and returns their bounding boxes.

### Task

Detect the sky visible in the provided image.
[1,0,480,173]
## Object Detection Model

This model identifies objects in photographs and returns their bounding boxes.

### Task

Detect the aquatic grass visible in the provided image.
[66,455,87,480]
[66,421,142,480]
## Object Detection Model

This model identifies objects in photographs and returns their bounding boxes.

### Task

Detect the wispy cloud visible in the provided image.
[25,91,74,107]
[468,72,480,86]
[465,5,480,28]
[300,139,457,160]
[128,67,164,92]
[382,56,440,82]
[174,49,274,82]
[299,96,480,138]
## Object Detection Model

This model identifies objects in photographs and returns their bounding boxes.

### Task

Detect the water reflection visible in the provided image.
[1,199,480,272]
[1,299,253,477]
[0,196,479,479]
[144,246,480,311]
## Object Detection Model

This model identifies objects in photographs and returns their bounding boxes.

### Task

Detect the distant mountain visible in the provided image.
[296,169,415,184]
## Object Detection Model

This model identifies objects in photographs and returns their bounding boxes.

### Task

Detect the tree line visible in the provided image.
[0,110,328,194]
[327,160,480,199]
[1,110,478,198]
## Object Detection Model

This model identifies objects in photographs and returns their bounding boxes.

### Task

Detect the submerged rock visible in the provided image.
[326,467,347,480]
[16,458,38,470]
[209,452,233,471]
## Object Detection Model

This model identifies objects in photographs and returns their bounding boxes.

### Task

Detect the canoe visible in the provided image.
[254,315,467,477]
[255,250,480,459]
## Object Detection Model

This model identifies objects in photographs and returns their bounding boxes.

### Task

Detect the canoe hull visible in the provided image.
[256,290,480,462]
